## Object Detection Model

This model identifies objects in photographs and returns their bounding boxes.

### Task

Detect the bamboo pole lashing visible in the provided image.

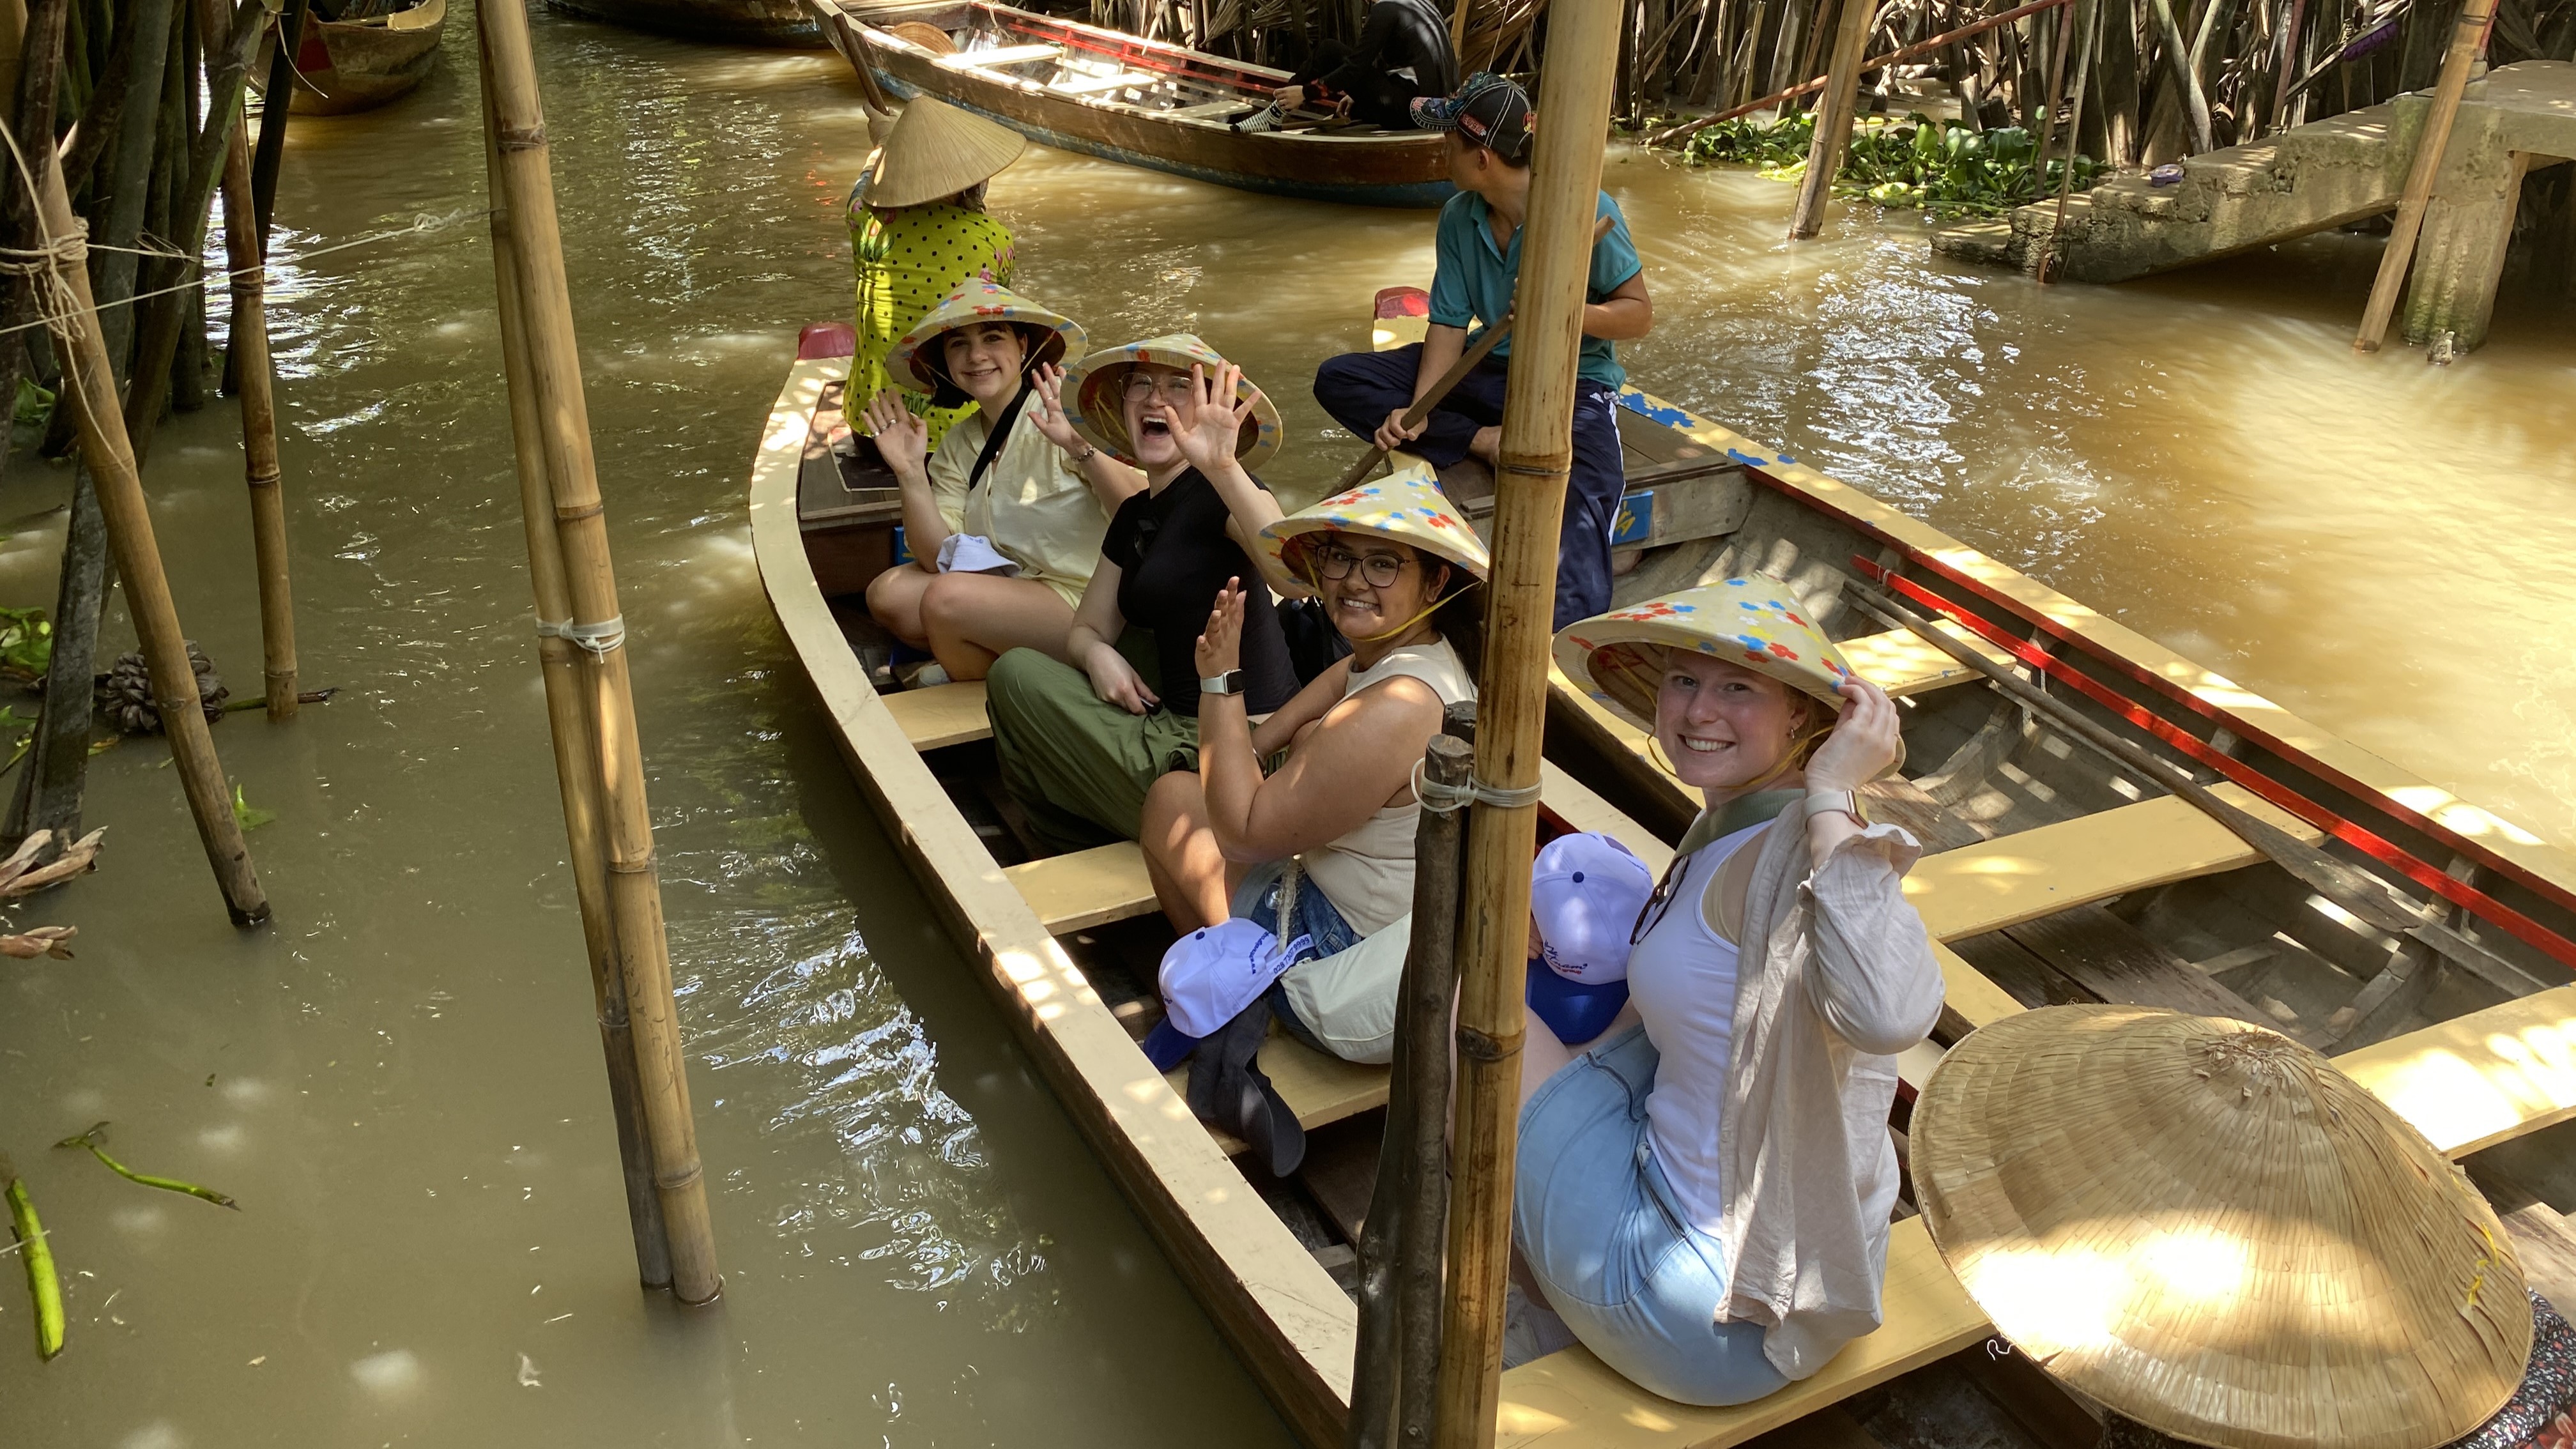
[477,35,673,1292]
[479,0,720,1305]
[6,0,268,924]
[1787,0,1880,237]
[206,9,296,721]
[1431,4,1622,1443]
[2352,0,2498,352]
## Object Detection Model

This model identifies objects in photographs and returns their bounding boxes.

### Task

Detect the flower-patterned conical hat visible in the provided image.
[1552,578,1859,730]
[884,280,1087,409]
[1061,334,1282,473]
[1261,461,1490,585]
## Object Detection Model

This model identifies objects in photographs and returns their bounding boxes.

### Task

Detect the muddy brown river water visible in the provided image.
[1,13,2570,1446]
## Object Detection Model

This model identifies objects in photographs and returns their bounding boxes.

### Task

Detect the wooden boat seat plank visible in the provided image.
[2336,982,2576,1158]
[1495,1218,1986,1449]
[1006,843,1156,935]
[884,680,991,751]
[1052,69,1156,93]
[940,42,1062,67]
[1168,1037,1393,1156]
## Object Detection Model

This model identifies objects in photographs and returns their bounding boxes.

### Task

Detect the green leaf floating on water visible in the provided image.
[13,376,52,428]
[231,785,274,831]
[56,1123,240,1211]
[0,606,51,680]
[3,1157,63,1361]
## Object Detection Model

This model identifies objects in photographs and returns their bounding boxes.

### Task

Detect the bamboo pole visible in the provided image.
[1431,4,1621,1443]
[477,0,720,1304]
[1787,0,1879,237]
[2351,0,2496,353]
[249,0,307,255]
[211,52,296,719]
[2036,0,2099,283]
[479,40,672,1293]
[1348,724,1471,1449]
[14,10,268,924]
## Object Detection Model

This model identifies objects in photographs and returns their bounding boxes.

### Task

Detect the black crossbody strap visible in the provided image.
[965,381,1036,495]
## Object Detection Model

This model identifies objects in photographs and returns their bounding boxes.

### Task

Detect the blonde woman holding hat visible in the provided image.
[984,337,1298,853]
[1134,468,1485,1033]
[846,98,1026,451]
[1518,579,1943,1406]
[860,281,1142,682]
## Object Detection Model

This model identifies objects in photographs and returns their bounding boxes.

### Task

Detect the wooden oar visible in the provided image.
[1331,214,1616,494]
[1848,585,2437,935]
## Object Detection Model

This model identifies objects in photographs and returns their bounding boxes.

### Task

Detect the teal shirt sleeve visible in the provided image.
[1428,192,1479,330]
[1588,192,1643,300]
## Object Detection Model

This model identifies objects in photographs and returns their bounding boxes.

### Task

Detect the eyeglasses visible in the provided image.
[1314,546,1411,588]
[1121,372,1198,402]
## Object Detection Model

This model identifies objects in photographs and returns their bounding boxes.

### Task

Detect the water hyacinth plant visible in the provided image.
[1683,111,2107,218]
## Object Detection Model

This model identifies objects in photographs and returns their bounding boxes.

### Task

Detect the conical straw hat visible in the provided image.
[861,98,1025,210]
[1060,334,1282,472]
[882,280,1087,408]
[1913,1005,2532,1449]
[1551,577,1859,728]
[1261,461,1490,584]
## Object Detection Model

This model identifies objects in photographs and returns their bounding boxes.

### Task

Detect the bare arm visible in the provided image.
[861,388,949,571]
[1582,272,1653,342]
[1372,323,1470,454]
[1066,558,1157,714]
[1029,361,1146,514]
[1248,660,1353,756]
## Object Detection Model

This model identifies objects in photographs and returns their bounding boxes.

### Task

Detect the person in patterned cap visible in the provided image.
[1514,578,1940,1406]
[1310,71,1652,631]
[1133,461,1486,1065]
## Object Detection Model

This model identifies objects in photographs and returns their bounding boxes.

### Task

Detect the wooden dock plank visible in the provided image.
[884,680,992,751]
[2335,983,2576,1158]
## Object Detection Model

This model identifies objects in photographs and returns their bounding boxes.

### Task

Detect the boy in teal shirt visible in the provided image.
[1312,73,1653,628]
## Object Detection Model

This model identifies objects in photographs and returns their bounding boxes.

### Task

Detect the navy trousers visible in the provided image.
[1314,343,1627,631]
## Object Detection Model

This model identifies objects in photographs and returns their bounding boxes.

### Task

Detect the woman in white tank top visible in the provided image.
[1135,467,1487,1030]
[1518,580,1944,1406]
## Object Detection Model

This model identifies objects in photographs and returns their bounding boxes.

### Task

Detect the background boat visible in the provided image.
[542,0,823,45]
[257,0,449,116]
[804,0,1452,208]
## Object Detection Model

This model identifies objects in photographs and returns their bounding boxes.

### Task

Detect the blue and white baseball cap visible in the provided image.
[1141,917,1312,1071]
[1530,832,1655,985]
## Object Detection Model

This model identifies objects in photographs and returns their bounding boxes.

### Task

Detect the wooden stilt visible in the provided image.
[1788,0,1879,237]
[15,1,268,924]
[479,44,673,1293]
[1430,4,1621,1443]
[209,42,296,720]
[478,0,721,1305]
[2352,0,2497,352]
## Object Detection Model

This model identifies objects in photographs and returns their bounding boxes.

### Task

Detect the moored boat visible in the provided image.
[542,0,822,45]
[801,0,1452,208]
[753,313,2576,1447]
[257,0,449,116]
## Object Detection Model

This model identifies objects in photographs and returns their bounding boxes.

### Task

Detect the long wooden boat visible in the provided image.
[256,0,448,116]
[542,0,822,45]
[801,0,1453,208]
[752,314,2576,1447]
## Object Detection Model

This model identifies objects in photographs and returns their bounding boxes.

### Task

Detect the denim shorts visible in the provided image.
[1230,860,1363,1057]
[1514,1024,1790,1406]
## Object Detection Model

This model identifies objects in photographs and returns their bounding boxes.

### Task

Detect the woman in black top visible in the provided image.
[985,335,1298,853]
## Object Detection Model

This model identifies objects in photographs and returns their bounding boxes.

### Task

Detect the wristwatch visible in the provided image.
[1200,670,1246,698]
[1806,788,1867,826]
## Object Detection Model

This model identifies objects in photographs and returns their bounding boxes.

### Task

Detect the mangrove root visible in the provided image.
[3,1158,65,1360]
[0,826,106,899]
[55,1123,239,1211]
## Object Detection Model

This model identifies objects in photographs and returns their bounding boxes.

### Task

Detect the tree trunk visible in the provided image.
[2100,0,2142,161]
[0,0,68,492]
[3,477,107,852]
[91,0,178,378]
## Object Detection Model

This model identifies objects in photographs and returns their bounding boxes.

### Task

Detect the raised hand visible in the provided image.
[1028,361,1085,454]
[1193,580,1246,682]
[1804,676,1901,793]
[1084,639,1160,716]
[860,387,930,482]
[1160,363,1260,475]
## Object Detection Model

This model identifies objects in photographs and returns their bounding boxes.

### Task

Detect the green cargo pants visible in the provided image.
[986,640,1202,854]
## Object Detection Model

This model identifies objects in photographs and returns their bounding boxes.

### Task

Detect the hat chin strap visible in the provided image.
[1306,560,1472,646]
[1652,720,1828,796]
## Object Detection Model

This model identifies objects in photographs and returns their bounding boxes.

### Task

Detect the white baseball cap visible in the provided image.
[1530,832,1654,985]
[1156,917,1312,1043]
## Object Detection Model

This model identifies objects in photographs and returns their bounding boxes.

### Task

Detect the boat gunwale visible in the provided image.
[751,349,1355,1446]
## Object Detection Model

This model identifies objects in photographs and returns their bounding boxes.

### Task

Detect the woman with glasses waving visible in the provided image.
[1516,579,1942,1407]
[985,336,1297,852]
[1138,464,1485,938]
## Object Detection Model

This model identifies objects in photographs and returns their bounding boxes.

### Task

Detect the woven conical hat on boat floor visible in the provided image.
[1912,1005,2532,1449]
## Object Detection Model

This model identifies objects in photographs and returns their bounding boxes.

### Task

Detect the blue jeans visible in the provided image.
[1514,1025,1790,1406]
[1312,344,1626,631]
[1230,861,1363,1056]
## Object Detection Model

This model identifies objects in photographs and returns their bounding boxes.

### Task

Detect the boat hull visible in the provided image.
[810,0,1452,208]
[259,0,448,116]
[544,0,824,46]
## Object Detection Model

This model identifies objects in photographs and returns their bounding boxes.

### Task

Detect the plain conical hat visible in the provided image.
[1913,1006,2531,1449]
[862,98,1025,210]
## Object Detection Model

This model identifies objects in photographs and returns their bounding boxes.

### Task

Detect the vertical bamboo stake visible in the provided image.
[479,41,671,1292]
[1787,0,1878,237]
[478,0,720,1304]
[2352,0,2496,352]
[1430,5,1621,1444]
[17,22,268,924]
[211,75,296,718]
[2037,0,2099,283]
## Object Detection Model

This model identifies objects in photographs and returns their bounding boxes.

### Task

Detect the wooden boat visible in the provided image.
[542,0,821,44]
[257,0,448,116]
[801,0,1453,208]
[753,312,2576,1447]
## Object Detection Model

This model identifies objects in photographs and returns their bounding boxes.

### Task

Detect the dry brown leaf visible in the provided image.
[7,827,108,896]
[0,926,75,960]
[0,829,51,893]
